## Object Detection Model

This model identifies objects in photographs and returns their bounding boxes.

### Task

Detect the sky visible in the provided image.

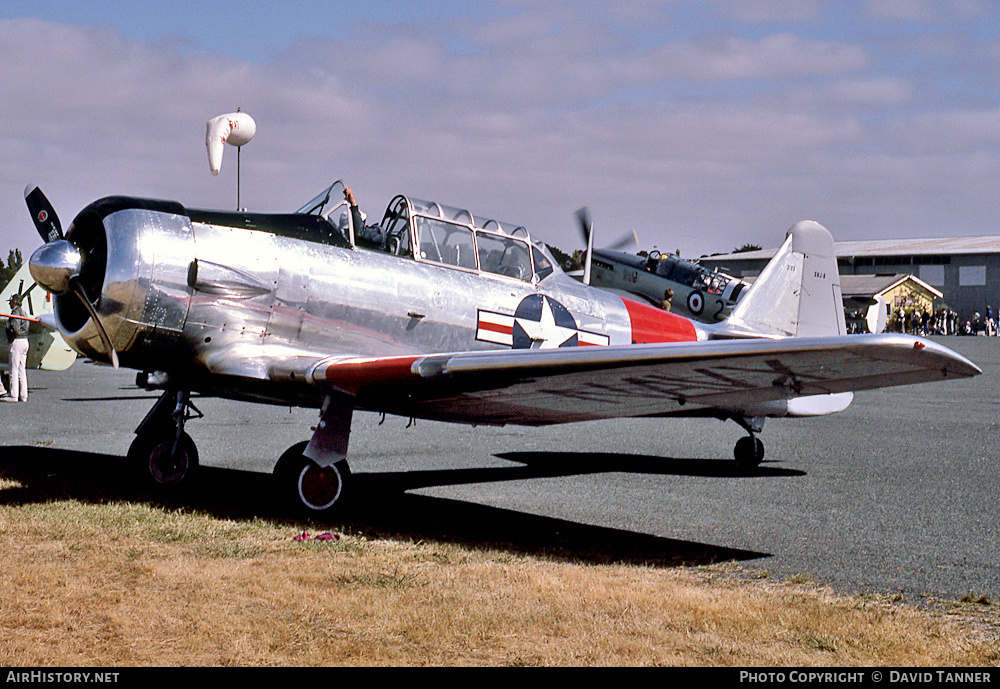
[2,0,999,261]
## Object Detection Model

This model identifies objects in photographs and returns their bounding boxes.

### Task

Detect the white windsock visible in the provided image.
[206,111,256,175]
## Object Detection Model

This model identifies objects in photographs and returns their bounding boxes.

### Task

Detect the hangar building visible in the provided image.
[698,236,1000,323]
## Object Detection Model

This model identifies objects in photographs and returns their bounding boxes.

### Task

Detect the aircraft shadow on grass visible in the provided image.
[0,444,776,567]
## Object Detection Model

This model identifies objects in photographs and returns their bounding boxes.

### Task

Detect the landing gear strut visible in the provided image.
[127,389,202,490]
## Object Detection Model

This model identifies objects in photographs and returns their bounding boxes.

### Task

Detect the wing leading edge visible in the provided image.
[267,334,980,426]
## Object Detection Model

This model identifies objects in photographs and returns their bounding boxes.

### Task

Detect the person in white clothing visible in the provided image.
[4,294,29,402]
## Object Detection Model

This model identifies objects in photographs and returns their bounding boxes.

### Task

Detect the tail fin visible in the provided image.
[722,220,845,338]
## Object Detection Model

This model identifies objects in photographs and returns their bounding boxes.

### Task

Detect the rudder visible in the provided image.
[723,220,845,338]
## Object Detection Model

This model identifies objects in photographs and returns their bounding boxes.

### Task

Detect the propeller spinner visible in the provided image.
[28,239,80,294]
[25,186,119,368]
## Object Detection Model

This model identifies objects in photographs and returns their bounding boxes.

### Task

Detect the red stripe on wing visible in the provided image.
[320,355,422,394]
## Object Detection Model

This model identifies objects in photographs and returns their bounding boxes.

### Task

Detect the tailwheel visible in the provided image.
[127,430,199,489]
[734,435,765,468]
[275,441,352,516]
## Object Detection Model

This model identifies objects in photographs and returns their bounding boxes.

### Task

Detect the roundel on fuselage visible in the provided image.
[512,294,580,349]
[687,290,704,315]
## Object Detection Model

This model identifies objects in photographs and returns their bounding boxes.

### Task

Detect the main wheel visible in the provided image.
[275,441,352,516]
[734,435,765,468]
[127,430,199,489]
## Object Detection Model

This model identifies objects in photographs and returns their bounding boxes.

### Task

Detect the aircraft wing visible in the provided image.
[262,334,980,426]
[0,311,40,323]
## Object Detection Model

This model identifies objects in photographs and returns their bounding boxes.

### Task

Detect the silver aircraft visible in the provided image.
[24,181,980,515]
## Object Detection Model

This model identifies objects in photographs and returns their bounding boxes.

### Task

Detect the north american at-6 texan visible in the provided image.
[24,181,980,515]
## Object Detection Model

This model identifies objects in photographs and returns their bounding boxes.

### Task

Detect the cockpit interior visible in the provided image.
[297,180,556,283]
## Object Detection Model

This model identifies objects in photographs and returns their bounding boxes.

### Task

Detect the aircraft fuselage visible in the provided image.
[55,197,699,405]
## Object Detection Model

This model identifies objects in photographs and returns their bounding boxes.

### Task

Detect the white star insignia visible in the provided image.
[515,297,579,349]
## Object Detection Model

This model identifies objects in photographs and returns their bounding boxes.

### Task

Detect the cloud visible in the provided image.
[650,33,866,81]
[790,77,915,108]
[1,10,998,262]
[864,0,990,22]
[897,109,1000,152]
[715,0,825,23]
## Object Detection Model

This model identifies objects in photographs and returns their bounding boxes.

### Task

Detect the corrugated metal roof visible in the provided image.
[840,274,909,294]
[741,273,944,299]
[701,235,1000,262]
[839,274,943,299]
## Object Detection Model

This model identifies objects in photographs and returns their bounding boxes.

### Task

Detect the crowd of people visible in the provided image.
[886,305,998,337]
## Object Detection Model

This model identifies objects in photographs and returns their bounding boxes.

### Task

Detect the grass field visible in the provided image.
[1,467,998,668]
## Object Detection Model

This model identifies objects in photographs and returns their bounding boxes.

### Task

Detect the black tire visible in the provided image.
[734,435,765,468]
[275,441,351,516]
[127,430,199,489]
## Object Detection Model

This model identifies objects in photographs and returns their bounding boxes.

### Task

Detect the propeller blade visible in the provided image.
[68,276,119,369]
[22,282,37,315]
[574,205,639,284]
[575,206,592,246]
[606,229,639,251]
[25,185,63,243]
[576,206,639,252]
[575,207,595,286]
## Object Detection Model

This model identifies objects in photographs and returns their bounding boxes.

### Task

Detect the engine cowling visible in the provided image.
[39,197,195,368]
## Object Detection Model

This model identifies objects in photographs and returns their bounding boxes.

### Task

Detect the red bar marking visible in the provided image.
[322,355,421,394]
[621,298,698,344]
[479,321,513,335]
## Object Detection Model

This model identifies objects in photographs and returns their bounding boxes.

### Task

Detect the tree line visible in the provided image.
[0,249,22,287]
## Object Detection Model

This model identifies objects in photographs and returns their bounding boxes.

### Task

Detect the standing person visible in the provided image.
[4,295,29,402]
[660,288,674,312]
[1,297,11,398]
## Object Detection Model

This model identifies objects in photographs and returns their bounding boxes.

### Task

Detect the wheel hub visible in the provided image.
[297,463,343,511]
[148,440,190,484]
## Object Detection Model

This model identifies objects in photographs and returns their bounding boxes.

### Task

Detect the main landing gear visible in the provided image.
[127,389,202,490]
[732,415,765,468]
[273,399,355,516]
[273,441,352,516]
[128,390,355,515]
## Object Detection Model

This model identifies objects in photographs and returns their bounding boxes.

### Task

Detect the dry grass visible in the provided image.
[1,480,998,667]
